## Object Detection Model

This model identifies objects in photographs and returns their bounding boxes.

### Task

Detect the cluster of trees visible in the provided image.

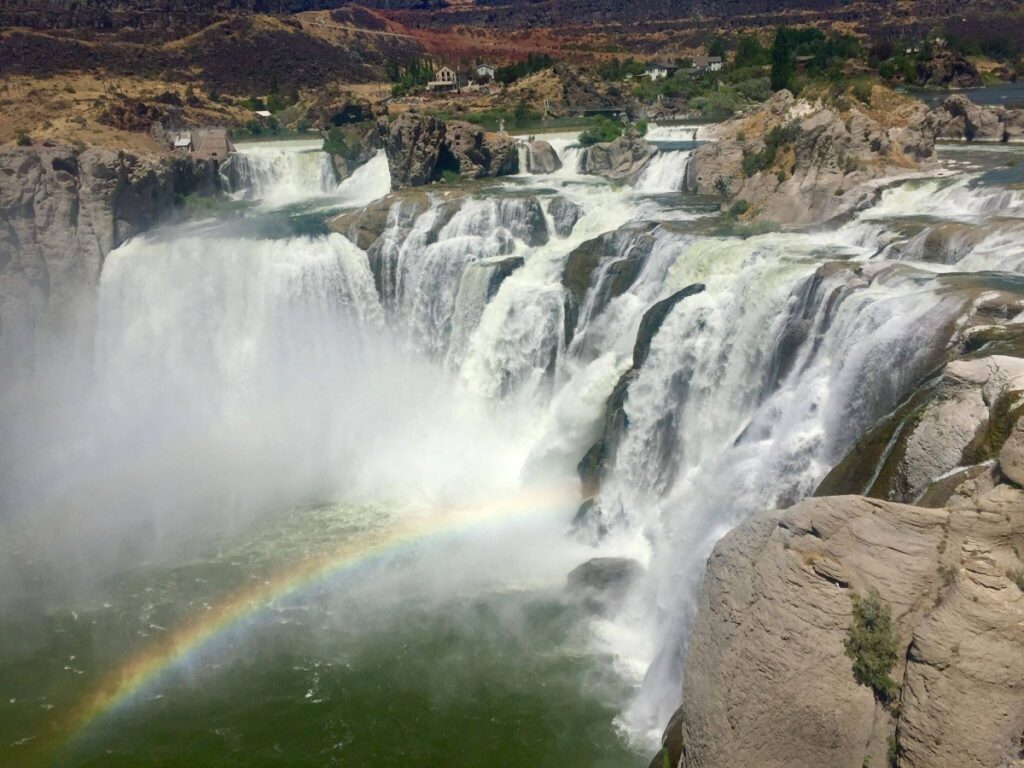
[386,58,437,96]
[770,28,861,92]
[493,53,555,85]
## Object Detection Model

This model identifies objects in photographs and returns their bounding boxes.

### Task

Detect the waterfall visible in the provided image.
[222,140,336,203]
[11,114,1024,759]
[632,150,692,193]
[645,124,701,142]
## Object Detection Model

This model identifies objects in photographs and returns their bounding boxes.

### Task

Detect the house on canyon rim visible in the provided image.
[427,66,459,92]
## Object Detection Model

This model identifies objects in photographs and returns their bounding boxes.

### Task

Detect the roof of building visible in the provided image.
[254,110,273,117]
[173,136,192,148]
[692,56,723,66]
[647,61,677,70]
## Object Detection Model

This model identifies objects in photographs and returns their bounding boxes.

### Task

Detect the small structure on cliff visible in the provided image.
[192,128,234,160]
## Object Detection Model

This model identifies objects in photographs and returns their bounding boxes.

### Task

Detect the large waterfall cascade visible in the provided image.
[5,135,1024,764]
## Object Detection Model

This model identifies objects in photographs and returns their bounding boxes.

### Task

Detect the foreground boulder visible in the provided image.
[384,112,519,189]
[658,488,1024,768]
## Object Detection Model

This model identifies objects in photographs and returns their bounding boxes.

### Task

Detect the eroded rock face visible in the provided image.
[383,113,519,189]
[580,130,656,182]
[669,489,1024,768]
[817,354,1024,503]
[548,196,582,237]
[0,144,217,376]
[686,89,935,225]
[917,51,982,89]
[924,94,1024,143]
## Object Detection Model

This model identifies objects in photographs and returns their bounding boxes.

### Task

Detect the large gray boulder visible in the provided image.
[580,130,656,182]
[923,94,1024,143]
[522,140,562,174]
[384,112,446,188]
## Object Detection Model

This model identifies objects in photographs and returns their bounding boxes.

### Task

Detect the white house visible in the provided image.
[475,63,495,81]
[427,66,459,92]
[645,61,678,81]
[692,56,724,72]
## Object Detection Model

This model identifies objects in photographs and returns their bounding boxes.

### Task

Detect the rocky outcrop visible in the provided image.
[0,145,218,375]
[818,352,1024,504]
[522,139,562,174]
[580,129,656,182]
[923,94,1024,143]
[323,119,382,181]
[566,557,643,613]
[916,51,982,89]
[383,112,519,190]
[548,196,582,237]
[661,486,1024,768]
[685,89,935,225]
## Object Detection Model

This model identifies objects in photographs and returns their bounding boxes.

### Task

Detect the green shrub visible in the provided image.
[578,116,623,146]
[845,590,900,705]
[14,129,31,146]
[728,199,750,217]
[440,169,460,184]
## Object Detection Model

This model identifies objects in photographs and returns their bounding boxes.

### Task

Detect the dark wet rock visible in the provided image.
[548,196,582,238]
[566,557,643,612]
[327,189,430,250]
[632,284,706,369]
[324,119,381,182]
[484,256,524,299]
[562,224,657,346]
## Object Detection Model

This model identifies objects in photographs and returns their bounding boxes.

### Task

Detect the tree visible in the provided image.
[735,35,769,68]
[771,27,797,91]
[708,36,727,59]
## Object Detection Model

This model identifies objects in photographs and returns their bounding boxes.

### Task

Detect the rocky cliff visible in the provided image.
[685,88,935,226]
[0,145,218,377]
[653,341,1024,768]
[383,113,518,190]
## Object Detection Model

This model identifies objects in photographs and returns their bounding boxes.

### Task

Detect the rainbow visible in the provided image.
[60,486,571,750]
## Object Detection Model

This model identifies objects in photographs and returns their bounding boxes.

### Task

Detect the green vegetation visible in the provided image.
[440,169,461,184]
[387,58,437,97]
[322,126,350,157]
[180,192,249,219]
[14,129,31,146]
[597,57,646,81]
[578,116,624,146]
[771,27,862,92]
[844,590,900,706]
[741,122,797,177]
[494,54,555,85]
[728,199,750,217]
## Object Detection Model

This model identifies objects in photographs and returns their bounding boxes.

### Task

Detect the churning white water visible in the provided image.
[9,137,1024,756]
[633,150,692,193]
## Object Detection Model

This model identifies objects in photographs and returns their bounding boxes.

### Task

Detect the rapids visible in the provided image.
[3,134,1024,765]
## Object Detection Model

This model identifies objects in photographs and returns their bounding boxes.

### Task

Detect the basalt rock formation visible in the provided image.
[686,89,935,226]
[924,94,1024,143]
[580,129,657,183]
[0,145,219,375]
[384,112,518,190]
